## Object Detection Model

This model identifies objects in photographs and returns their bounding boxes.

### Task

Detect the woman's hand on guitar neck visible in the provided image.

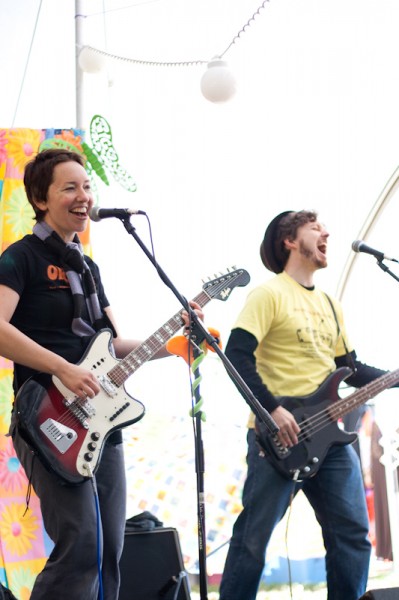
[181,301,204,333]
[271,406,301,448]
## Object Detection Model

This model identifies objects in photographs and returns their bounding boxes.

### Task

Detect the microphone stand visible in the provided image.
[118,217,279,600]
[376,259,399,283]
[191,345,208,600]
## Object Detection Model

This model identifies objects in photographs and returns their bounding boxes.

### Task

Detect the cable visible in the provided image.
[79,0,271,68]
[89,472,104,600]
[284,475,299,600]
[172,571,188,600]
[82,45,206,68]
[11,0,43,128]
[102,0,108,52]
[87,0,165,18]
[219,0,270,58]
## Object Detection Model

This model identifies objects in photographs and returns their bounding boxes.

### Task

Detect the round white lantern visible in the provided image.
[78,46,107,74]
[200,57,237,103]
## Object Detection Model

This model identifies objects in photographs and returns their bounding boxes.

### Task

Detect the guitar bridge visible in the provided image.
[40,419,78,454]
[271,434,290,459]
[98,375,118,397]
[64,399,94,427]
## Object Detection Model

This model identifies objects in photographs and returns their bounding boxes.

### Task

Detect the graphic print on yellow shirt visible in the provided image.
[233,272,352,425]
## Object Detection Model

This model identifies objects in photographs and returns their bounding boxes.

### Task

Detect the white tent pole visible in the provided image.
[336,165,399,301]
[75,0,86,129]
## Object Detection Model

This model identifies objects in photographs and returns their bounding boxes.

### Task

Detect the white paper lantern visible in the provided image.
[200,57,237,103]
[78,46,107,74]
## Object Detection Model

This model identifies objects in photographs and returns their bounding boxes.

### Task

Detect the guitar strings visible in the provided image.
[293,369,399,443]
[105,275,239,386]
[48,275,239,427]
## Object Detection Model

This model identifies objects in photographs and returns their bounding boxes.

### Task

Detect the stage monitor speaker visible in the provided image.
[358,589,399,599]
[119,527,191,600]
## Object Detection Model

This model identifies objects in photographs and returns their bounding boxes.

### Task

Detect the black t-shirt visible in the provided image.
[0,234,110,391]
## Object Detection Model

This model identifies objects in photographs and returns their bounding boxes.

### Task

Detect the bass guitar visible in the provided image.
[256,365,399,481]
[15,268,250,484]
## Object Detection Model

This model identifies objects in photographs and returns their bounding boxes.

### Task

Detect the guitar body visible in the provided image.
[256,368,358,480]
[15,330,145,484]
[14,269,251,484]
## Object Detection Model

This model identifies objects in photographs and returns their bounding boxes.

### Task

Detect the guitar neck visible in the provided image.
[107,290,211,386]
[329,368,399,420]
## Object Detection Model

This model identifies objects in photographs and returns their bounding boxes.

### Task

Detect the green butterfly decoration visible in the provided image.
[39,115,137,198]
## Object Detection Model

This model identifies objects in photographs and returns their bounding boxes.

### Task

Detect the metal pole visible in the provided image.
[75,0,86,129]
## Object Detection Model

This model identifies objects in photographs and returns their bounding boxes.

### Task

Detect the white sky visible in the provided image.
[2,0,399,564]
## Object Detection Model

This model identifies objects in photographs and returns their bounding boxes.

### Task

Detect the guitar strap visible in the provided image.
[33,221,108,337]
[324,293,357,373]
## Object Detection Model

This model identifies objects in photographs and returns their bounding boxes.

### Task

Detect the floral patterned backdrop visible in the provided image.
[0,125,103,599]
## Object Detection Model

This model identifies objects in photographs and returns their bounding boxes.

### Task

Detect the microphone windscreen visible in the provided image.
[88,207,101,222]
[351,240,362,252]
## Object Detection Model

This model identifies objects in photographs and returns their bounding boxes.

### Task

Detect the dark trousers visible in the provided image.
[219,429,371,600]
[13,429,127,600]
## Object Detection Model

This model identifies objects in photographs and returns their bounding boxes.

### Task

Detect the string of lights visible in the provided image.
[79,0,269,68]
[78,0,270,103]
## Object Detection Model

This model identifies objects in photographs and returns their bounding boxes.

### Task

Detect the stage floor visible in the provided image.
[190,557,399,599]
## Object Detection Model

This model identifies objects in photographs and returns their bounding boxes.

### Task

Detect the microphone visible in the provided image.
[89,206,146,222]
[351,240,398,263]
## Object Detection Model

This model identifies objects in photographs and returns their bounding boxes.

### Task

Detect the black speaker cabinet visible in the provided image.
[359,589,399,599]
[119,527,191,600]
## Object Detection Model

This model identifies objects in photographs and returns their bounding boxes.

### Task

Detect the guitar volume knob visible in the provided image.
[84,452,93,462]
[87,442,97,451]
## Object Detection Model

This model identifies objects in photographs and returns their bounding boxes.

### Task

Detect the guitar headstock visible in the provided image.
[203,268,250,301]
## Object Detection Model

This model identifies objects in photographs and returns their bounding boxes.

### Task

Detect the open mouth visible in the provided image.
[70,207,88,217]
[317,243,327,257]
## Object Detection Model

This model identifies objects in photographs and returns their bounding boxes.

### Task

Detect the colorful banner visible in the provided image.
[0,127,87,598]
[0,120,137,598]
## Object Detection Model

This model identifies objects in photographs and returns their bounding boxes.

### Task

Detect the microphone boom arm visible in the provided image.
[119,216,279,434]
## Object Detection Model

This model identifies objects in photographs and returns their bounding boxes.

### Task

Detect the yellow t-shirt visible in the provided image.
[233,272,352,426]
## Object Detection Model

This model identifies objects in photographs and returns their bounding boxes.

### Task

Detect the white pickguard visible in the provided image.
[52,330,145,477]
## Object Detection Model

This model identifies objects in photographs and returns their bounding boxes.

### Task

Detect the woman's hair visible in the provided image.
[24,148,86,221]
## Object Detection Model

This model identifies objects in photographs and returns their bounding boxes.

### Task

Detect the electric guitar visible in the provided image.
[15,268,250,484]
[256,366,399,481]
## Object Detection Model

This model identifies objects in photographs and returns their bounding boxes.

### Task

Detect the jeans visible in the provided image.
[13,429,127,600]
[219,429,371,600]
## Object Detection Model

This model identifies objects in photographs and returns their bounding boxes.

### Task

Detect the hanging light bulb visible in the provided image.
[200,57,237,103]
[78,46,107,74]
